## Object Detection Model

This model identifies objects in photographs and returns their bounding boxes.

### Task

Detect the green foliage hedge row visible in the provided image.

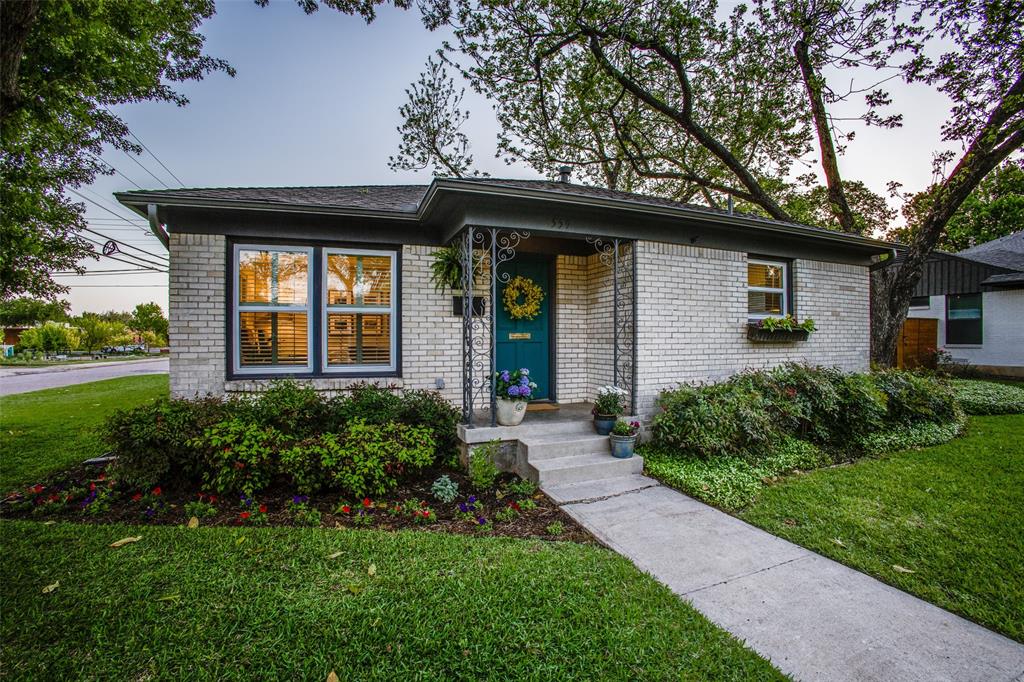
[104,381,458,497]
[646,365,966,510]
[949,379,1024,415]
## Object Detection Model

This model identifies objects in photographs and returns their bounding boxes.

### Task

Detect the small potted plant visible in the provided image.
[593,385,627,435]
[494,368,536,426]
[609,419,640,459]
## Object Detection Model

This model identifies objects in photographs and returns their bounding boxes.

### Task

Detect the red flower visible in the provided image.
[510,502,521,511]
[30,484,44,495]
[341,505,351,514]
[362,497,371,508]
[98,472,106,481]
[209,495,218,504]
[234,461,245,469]
[258,504,267,514]
[131,493,143,502]
[420,500,428,507]
[240,511,251,520]
[152,487,162,496]
[197,493,205,501]
[89,482,97,492]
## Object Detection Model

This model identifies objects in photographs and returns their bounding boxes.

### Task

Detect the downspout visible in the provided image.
[147,203,169,249]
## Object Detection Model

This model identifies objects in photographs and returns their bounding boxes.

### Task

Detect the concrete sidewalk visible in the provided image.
[553,478,1024,682]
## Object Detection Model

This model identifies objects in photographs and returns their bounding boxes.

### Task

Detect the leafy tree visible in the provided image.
[389,56,479,177]
[887,160,1024,252]
[129,302,169,342]
[0,297,70,327]
[782,178,896,235]
[17,322,81,353]
[0,0,233,302]
[72,314,129,352]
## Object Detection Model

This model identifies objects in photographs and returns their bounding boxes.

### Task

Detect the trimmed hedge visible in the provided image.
[105,381,459,496]
[949,379,1024,415]
[646,365,966,510]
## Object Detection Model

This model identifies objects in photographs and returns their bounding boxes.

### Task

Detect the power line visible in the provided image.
[53,268,164,276]
[81,226,168,261]
[85,151,144,190]
[119,146,169,188]
[79,236,168,271]
[128,129,186,187]
[66,284,169,288]
[67,188,154,238]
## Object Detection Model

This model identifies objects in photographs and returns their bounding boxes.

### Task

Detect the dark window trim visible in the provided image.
[225,236,403,381]
[909,295,931,309]
[944,292,983,346]
[747,253,795,319]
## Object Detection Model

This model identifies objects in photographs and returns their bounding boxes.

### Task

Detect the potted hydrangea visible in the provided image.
[494,368,537,426]
[593,385,628,435]
[609,419,641,458]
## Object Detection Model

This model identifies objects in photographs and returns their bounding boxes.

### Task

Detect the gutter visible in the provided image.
[115,191,420,222]
[147,203,170,249]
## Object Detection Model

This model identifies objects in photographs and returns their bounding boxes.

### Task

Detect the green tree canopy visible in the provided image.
[129,302,169,340]
[0,0,233,302]
[0,297,70,327]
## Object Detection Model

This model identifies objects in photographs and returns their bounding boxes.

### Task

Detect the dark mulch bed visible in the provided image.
[0,463,593,544]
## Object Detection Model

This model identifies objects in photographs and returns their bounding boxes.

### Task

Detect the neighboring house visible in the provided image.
[903,231,1024,377]
[116,176,890,486]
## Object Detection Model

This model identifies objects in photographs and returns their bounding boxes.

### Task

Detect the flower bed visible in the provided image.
[949,379,1024,415]
[0,463,591,542]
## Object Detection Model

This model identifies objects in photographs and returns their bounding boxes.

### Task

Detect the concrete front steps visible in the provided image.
[520,430,643,487]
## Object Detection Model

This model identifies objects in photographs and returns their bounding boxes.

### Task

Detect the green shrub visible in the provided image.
[183,500,218,519]
[397,389,461,461]
[192,419,285,496]
[105,396,232,488]
[242,381,329,438]
[469,440,501,490]
[873,370,958,425]
[431,475,459,503]
[950,379,1024,415]
[750,436,830,476]
[281,420,435,498]
[652,382,777,459]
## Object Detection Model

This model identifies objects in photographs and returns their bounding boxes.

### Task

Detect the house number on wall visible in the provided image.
[509,333,531,340]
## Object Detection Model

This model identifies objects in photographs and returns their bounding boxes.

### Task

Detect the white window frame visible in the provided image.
[747,258,789,320]
[232,243,314,375]
[321,247,398,374]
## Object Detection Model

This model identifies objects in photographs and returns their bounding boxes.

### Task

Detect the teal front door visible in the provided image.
[496,254,552,400]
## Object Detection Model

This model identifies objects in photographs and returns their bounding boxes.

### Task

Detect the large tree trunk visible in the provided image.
[870,265,906,366]
[0,0,40,125]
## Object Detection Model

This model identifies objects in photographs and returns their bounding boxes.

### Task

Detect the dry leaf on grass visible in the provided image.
[327,551,343,559]
[832,538,846,547]
[368,563,377,577]
[42,581,59,594]
[327,672,339,682]
[892,565,915,574]
[187,517,199,529]
[109,536,142,548]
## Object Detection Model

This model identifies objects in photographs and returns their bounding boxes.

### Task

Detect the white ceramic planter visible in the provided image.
[496,398,527,426]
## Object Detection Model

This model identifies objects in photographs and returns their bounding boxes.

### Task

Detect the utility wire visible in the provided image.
[64,284,169,288]
[79,235,168,271]
[81,226,168,261]
[119,146,169,188]
[53,269,161,275]
[128,129,186,187]
[67,188,157,239]
[85,152,144,190]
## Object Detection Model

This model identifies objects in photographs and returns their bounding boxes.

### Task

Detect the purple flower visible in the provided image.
[520,368,529,376]
[507,385,520,397]
[292,495,308,505]
[458,502,468,513]
[468,496,476,504]
[500,370,510,382]
[144,507,155,518]
[476,517,487,525]
[519,376,529,386]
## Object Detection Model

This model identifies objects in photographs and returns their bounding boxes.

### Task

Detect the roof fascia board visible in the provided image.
[114,192,420,222]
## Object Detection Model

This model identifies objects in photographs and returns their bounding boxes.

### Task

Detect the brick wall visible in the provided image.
[633,241,870,417]
[168,233,226,397]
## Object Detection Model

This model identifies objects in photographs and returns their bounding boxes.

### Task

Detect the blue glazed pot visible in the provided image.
[594,416,616,435]
[609,434,637,459]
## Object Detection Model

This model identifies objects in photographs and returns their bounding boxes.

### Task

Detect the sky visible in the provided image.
[63,0,959,314]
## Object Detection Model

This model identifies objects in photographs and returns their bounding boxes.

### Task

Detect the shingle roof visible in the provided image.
[118,185,430,213]
[957,230,1024,271]
[982,271,1024,285]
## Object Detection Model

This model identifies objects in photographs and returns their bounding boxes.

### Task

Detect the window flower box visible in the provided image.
[746,325,810,343]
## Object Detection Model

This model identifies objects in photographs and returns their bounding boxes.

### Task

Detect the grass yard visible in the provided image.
[0,521,783,681]
[739,414,1024,642]
[0,375,168,491]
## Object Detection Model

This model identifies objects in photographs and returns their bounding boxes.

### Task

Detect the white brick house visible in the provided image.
[117,176,889,472]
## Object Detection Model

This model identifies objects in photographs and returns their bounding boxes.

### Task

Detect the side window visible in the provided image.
[946,293,982,345]
[234,245,313,372]
[747,259,789,319]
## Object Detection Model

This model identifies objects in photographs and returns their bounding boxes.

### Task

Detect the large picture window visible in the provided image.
[323,249,396,372]
[946,293,982,345]
[234,245,313,373]
[747,258,789,319]
[231,243,399,377]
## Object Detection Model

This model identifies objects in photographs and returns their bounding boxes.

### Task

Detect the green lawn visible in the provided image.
[739,414,1024,642]
[0,375,168,491]
[0,522,782,681]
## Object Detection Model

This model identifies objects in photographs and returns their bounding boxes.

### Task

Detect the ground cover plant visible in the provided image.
[739,414,1024,643]
[949,379,1024,415]
[0,375,168,490]
[643,365,966,509]
[0,522,784,681]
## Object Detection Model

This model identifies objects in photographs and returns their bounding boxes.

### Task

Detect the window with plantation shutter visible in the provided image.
[233,245,313,373]
[323,249,396,372]
[747,258,789,319]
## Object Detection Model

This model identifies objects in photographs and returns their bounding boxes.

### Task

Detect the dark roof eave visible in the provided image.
[425,179,895,252]
[113,191,421,222]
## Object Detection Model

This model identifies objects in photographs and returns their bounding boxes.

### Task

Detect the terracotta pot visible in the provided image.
[496,398,527,426]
